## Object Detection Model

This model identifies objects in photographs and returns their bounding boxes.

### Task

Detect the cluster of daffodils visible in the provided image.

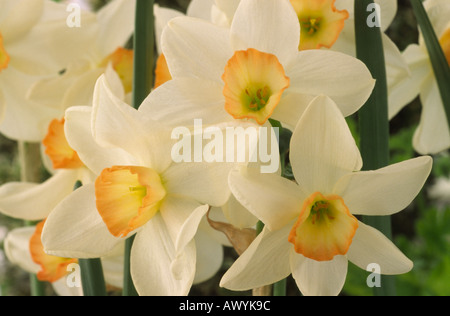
[0,0,441,296]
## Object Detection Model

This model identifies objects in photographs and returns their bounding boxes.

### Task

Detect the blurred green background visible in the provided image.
[1,0,450,296]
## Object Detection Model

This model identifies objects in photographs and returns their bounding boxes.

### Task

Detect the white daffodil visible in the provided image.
[41,74,234,295]
[0,0,99,141]
[222,95,432,296]
[4,221,123,296]
[389,0,450,155]
[24,0,136,141]
[142,0,374,131]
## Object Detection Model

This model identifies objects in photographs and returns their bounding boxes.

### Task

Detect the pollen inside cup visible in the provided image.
[290,0,349,51]
[43,118,85,170]
[0,32,10,73]
[29,220,77,283]
[439,28,450,66]
[100,47,134,94]
[222,48,290,125]
[288,192,358,261]
[95,166,167,238]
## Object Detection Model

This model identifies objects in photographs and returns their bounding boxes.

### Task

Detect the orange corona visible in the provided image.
[222,48,290,125]
[43,118,84,170]
[288,192,358,261]
[29,220,77,283]
[95,166,166,238]
[290,0,349,50]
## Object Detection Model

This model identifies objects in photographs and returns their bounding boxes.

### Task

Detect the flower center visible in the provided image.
[29,220,78,283]
[439,27,450,67]
[95,166,167,238]
[0,32,10,73]
[288,192,358,261]
[100,47,134,94]
[290,0,349,50]
[43,118,85,170]
[154,53,172,89]
[222,48,290,125]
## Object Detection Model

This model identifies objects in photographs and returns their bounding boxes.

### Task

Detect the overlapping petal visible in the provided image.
[290,95,362,194]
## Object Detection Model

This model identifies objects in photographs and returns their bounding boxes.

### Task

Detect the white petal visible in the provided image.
[290,253,348,296]
[228,166,304,231]
[220,225,292,291]
[159,196,204,248]
[139,77,229,127]
[0,170,79,221]
[0,0,44,42]
[3,227,40,275]
[96,0,136,58]
[193,228,223,284]
[101,254,124,289]
[214,0,240,24]
[388,44,430,119]
[221,194,258,230]
[174,204,210,257]
[65,106,136,175]
[131,214,196,296]
[92,75,173,172]
[413,76,450,155]
[334,156,432,216]
[163,161,232,207]
[287,50,375,116]
[230,0,299,67]
[42,184,123,258]
[0,69,60,142]
[270,93,314,131]
[6,4,98,75]
[52,278,83,296]
[187,0,215,20]
[290,95,362,194]
[376,0,397,31]
[162,16,233,82]
[154,5,184,54]
[347,221,413,275]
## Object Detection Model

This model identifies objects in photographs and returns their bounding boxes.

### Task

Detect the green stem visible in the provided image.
[18,141,47,296]
[354,0,395,296]
[79,258,107,296]
[123,235,139,296]
[410,0,450,128]
[132,0,155,110]
[122,0,155,296]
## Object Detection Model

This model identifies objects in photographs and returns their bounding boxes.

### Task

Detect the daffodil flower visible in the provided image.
[142,0,375,130]
[389,0,450,155]
[0,0,98,141]
[26,0,136,127]
[222,95,432,296]
[4,221,123,296]
[41,75,234,295]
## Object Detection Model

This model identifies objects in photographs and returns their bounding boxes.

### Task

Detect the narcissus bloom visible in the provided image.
[142,0,374,130]
[222,95,432,296]
[4,222,123,295]
[0,0,99,141]
[42,75,233,295]
[389,0,450,155]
